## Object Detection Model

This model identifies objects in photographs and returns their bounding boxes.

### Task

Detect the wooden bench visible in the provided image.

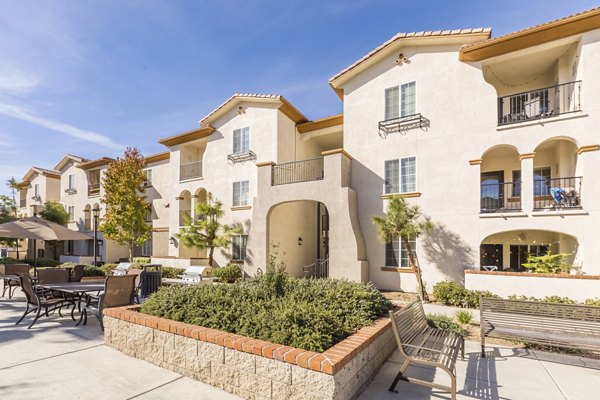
[389,301,464,400]
[480,296,600,357]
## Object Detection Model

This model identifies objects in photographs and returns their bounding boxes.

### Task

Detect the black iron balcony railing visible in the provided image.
[272,158,324,186]
[88,183,100,196]
[378,113,430,137]
[180,161,202,181]
[498,81,581,126]
[480,181,522,213]
[533,176,582,210]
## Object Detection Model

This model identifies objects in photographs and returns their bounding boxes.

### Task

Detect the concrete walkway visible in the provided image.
[2,291,600,399]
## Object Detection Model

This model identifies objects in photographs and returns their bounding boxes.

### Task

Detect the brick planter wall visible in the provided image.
[104,306,396,400]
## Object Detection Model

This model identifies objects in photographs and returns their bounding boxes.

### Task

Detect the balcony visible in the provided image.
[378,113,429,137]
[272,158,324,186]
[88,183,100,197]
[533,176,582,210]
[180,161,202,181]
[498,81,581,126]
[480,182,522,213]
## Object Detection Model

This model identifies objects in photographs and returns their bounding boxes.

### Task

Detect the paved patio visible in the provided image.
[2,290,600,399]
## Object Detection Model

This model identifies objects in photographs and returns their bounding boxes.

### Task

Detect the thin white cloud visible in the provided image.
[0,103,123,150]
[0,64,40,94]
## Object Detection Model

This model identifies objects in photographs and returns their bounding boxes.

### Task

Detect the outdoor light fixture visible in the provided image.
[298,237,303,246]
[97,239,104,246]
[92,205,101,267]
[169,236,176,245]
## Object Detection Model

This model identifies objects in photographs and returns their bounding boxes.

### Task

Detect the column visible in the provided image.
[519,153,535,212]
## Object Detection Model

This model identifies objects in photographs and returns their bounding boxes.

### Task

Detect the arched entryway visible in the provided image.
[480,229,579,272]
[267,200,329,277]
[480,145,521,213]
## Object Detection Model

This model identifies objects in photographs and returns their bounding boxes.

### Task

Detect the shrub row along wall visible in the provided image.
[465,270,600,302]
[104,306,396,400]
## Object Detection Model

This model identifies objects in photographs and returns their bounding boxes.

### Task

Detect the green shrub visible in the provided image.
[141,272,393,352]
[455,309,473,325]
[521,251,572,274]
[161,266,185,279]
[100,263,117,276]
[584,298,600,306]
[432,281,497,308]
[0,257,20,264]
[83,266,106,277]
[426,313,466,336]
[508,294,577,304]
[212,264,243,283]
[132,257,151,264]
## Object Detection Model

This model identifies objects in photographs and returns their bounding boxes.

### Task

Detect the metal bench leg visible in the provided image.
[388,359,410,393]
[461,337,465,361]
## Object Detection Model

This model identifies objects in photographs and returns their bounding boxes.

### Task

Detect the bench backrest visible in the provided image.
[389,301,429,357]
[3,263,30,275]
[481,297,600,337]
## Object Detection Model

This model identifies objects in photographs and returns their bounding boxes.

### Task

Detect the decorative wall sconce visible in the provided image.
[169,236,176,245]
[297,237,303,246]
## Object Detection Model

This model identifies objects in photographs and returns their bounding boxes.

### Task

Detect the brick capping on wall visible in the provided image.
[103,305,392,375]
[465,270,600,280]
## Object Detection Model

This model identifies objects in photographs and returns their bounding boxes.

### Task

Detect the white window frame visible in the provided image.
[67,206,75,222]
[385,82,416,120]
[68,174,75,190]
[384,86,400,120]
[384,156,417,194]
[400,156,417,193]
[384,159,400,194]
[231,234,248,261]
[400,81,416,117]
[144,169,152,185]
[232,181,249,207]
[142,238,152,257]
[233,127,250,154]
[34,184,40,198]
[385,236,417,268]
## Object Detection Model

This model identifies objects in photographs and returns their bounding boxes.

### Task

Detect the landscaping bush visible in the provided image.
[0,257,20,264]
[584,298,600,306]
[522,252,572,274]
[455,309,473,325]
[432,281,497,308]
[212,264,243,283]
[100,263,117,276]
[83,265,106,277]
[161,266,185,279]
[1,257,61,267]
[141,271,393,352]
[426,313,466,336]
[132,257,151,264]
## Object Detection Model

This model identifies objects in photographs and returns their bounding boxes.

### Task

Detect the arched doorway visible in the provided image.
[480,145,521,213]
[268,200,329,277]
[480,230,579,272]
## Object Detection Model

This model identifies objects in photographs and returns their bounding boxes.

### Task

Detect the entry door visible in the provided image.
[509,245,528,271]
[481,171,504,212]
[480,244,503,270]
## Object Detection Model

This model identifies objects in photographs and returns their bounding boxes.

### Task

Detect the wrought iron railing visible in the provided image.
[272,158,324,186]
[533,176,582,210]
[303,259,329,278]
[88,183,100,196]
[498,81,581,126]
[180,161,202,181]
[378,113,429,137]
[480,182,522,213]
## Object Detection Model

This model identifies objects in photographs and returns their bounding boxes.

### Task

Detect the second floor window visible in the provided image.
[68,174,75,190]
[144,169,152,185]
[232,181,249,207]
[233,127,249,154]
[67,206,75,221]
[385,157,416,194]
[34,184,40,198]
[232,235,248,261]
[385,82,416,120]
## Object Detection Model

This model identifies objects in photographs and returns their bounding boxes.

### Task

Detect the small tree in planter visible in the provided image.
[522,251,573,274]
[99,147,151,262]
[176,193,239,268]
[372,197,433,301]
[39,201,70,225]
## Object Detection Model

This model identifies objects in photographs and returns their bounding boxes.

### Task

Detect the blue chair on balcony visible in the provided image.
[550,187,567,206]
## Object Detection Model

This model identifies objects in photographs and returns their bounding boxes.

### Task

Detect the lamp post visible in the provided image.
[92,206,100,267]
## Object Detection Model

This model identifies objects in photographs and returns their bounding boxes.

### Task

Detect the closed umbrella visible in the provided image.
[0,216,92,274]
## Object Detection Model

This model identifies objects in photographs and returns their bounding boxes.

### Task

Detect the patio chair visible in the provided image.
[127,268,143,303]
[77,275,136,331]
[70,264,85,283]
[16,275,73,329]
[37,268,69,284]
[1,263,30,299]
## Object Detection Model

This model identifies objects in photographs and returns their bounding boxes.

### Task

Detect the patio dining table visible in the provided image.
[37,282,105,294]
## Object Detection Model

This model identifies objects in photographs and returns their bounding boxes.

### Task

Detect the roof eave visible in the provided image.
[158,126,216,147]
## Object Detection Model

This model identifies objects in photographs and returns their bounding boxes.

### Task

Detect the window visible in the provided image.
[400,82,416,117]
[512,170,521,197]
[67,240,74,255]
[145,204,153,222]
[232,235,248,261]
[233,127,250,154]
[34,184,40,198]
[142,239,152,256]
[534,167,551,196]
[68,174,75,190]
[67,206,75,221]
[385,236,416,268]
[232,181,249,207]
[144,169,152,186]
[385,87,400,120]
[385,157,416,194]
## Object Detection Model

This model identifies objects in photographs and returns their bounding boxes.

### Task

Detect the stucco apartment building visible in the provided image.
[14,8,600,292]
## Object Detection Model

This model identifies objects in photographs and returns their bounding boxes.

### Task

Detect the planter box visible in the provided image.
[104,306,395,400]
[465,270,600,302]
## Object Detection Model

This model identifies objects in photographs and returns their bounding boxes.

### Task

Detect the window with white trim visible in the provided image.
[68,174,75,190]
[232,235,248,261]
[384,157,416,194]
[385,236,416,268]
[34,184,40,198]
[67,206,75,221]
[385,82,416,120]
[232,181,249,207]
[142,238,152,256]
[233,127,250,154]
[144,169,152,186]
[385,87,399,120]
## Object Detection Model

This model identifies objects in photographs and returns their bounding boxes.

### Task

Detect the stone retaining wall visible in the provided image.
[103,306,396,400]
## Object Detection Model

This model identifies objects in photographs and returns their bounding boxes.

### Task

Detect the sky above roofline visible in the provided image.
[1,1,598,196]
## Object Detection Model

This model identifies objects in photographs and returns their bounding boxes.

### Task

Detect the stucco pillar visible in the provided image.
[519,153,535,212]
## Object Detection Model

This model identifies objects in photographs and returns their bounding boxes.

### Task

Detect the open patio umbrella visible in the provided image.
[0,216,92,274]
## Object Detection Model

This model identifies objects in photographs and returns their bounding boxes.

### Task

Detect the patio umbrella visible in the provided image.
[0,216,92,274]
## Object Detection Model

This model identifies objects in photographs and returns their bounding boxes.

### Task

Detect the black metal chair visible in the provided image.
[16,275,72,329]
[77,275,136,331]
[1,263,30,299]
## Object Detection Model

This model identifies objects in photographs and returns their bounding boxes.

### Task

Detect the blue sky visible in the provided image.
[1,0,598,195]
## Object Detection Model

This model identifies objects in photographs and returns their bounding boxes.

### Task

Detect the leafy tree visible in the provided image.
[99,147,151,261]
[0,195,19,258]
[6,177,18,217]
[39,201,70,226]
[372,197,433,301]
[522,251,573,274]
[176,193,239,267]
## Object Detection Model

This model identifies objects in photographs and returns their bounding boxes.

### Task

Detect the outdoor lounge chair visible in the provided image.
[16,275,73,329]
[127,268,143,303]
[37,268,70,284]
[77,275,136,331]
[1,263,30,299]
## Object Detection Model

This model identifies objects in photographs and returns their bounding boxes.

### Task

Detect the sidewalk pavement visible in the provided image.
[2,291,600,399]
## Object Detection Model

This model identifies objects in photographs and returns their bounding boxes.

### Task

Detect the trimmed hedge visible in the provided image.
[141,272,393,352]
[432,281,498,308]
[0,257,60,267]
[212,263,243,283]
